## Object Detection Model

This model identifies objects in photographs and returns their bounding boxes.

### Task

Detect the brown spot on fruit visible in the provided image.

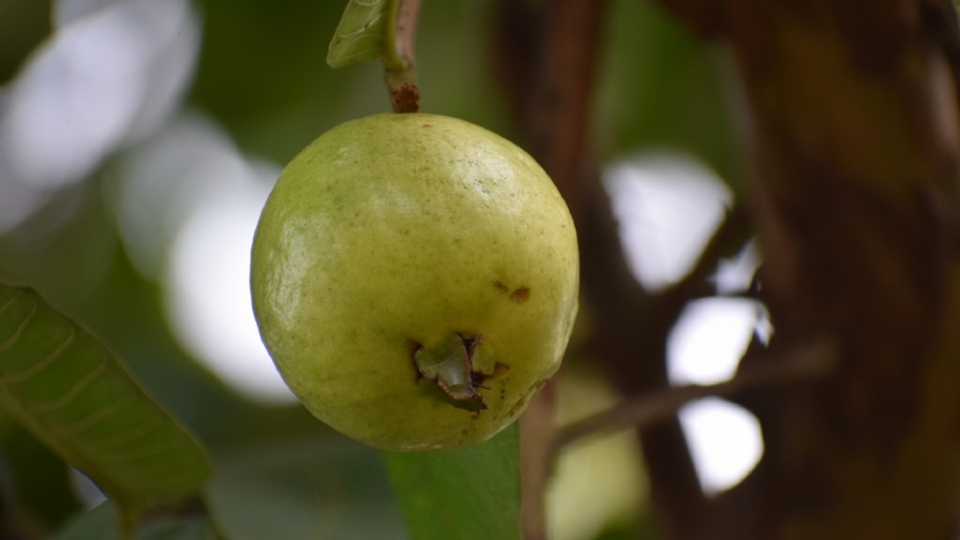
[494,281,509,293]
[509,287,530,303]
[507,393,531,418]
[472,362,510,387]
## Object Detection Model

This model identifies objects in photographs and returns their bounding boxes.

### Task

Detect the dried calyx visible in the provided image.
[412,334,507,412]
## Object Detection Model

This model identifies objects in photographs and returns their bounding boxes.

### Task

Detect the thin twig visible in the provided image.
[519,382,556,540]
[551,340,838,458]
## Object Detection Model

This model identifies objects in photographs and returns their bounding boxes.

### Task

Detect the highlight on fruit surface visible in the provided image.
[250,112,579,451]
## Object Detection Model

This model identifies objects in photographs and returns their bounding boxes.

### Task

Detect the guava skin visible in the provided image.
[251,113,579,451]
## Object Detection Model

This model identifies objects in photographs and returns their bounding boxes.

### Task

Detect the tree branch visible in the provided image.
[491,1,607,538]
[552,340,837,456]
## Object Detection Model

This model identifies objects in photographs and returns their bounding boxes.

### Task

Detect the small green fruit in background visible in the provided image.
[250,113,579,451]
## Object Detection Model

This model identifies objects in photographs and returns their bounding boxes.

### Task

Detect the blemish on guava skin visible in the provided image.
[507,378,549,417]
[422,124,432,128]
[491,362,511,379]
[406,339,422,360]
[509,287,530,304]
[494,281,530,303]
[471,362,510,389]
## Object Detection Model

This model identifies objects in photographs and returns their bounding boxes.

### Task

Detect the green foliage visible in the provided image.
[383,424,522,540]
[597,0,746,192]
[206,437,405,540]
[0,415,81,526]
[327,0,406,70]
[51,502,220,540]
[0,284,211,531]
[188,0,362,163]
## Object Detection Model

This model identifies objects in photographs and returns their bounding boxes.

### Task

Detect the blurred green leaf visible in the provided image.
[135,514,219,540]
[52,501,220,540]
[383,423,521,540]
[0,0,50,84]
[327,0,405,70]
[189,0,380,163]
[0,413,81,529]
[597,0,746,193]
[51,503,120,540]
[0,284,212,532]
[206,436,406,540]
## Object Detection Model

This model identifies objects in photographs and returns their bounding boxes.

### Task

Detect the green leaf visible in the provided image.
[50,503,117,540]
[52,502,221,540]
[0,413,83,527]
[206,437,406,540]
[327,0,406,70]
[382,423,522,540]
[0,284,212,532]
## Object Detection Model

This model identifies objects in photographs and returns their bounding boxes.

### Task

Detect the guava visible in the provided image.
[250,113,579,451]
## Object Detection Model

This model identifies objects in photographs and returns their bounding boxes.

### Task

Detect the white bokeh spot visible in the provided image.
[111,111,294,404]
[166,182,296,403]
[604,152,765,495]
[603,153,732,292]
[679,398,764,495]
[0,0,199,233]
[668,297,766,386]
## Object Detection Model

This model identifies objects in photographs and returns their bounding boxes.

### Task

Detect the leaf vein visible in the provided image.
[3,326,76,385]
[102,437,187,464]
[31,351,109,413]
[338,13,384,38]
[0,302,38,357]
[111,458,206,483]
[88,410,164,452]
[63,391,138,436]
[0,291,22,316]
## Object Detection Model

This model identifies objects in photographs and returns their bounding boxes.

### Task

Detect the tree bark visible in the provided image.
[656,1,960,538]
[498,0,960,538]
[494,1,746,538]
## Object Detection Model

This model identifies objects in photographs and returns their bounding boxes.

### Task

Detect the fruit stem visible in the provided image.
[386,0,422,113]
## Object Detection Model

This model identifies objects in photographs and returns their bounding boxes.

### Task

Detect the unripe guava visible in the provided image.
[251,113,578,451]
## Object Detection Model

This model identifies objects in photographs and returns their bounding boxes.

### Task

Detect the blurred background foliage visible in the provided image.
[0,0,747,538]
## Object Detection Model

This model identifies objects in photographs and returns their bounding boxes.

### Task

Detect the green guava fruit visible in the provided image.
[250,112,579,451]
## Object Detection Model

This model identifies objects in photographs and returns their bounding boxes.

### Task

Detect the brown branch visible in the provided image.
[491,1,608,539]
[552,340,837,456]
[578,195,751,539]
[519,381,557,540]
[493,1,750,538]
